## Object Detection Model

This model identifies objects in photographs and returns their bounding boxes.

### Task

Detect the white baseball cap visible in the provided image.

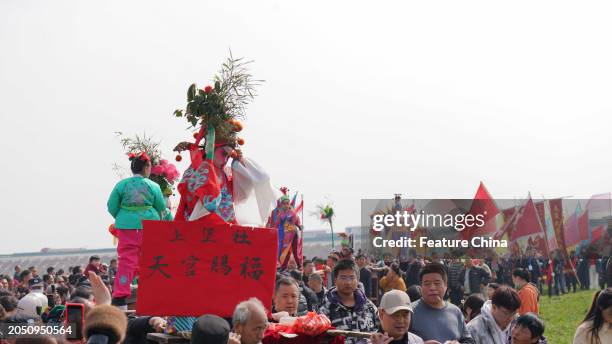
[380,289,413,314]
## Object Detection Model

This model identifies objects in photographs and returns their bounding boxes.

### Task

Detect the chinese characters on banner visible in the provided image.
[548,199,565,251]
[136,218,278,317]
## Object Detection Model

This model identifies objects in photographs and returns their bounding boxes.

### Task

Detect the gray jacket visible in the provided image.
[467,302,548,344]
[466,302,510,344]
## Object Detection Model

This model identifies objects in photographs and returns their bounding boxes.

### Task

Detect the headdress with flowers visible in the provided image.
[114,132,180,197]
[172,52,262,161]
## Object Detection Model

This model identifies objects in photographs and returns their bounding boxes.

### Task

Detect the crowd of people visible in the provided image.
[1,247,611,344]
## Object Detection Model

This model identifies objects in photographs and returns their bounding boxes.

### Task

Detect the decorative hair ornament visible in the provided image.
[279,187,291,202]
[139,152,150,162]
[127,151,150,162]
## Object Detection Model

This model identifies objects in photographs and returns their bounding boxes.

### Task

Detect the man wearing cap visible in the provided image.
[371,290,424,344]
[16,277,49,317]
[191,314,232,344]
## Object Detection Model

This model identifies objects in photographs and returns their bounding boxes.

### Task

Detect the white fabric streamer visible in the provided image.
[188,157,280,226]
[233,157,280,226]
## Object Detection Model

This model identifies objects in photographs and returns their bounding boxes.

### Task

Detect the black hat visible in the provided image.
[76,275,92,288]
[28,277,43,287]
[190,315,230,344]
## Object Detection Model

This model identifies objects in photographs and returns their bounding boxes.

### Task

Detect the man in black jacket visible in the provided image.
[525,249,543,293]
[459,259,491,297]
[403,253,422,288]
[308,273,327,308]
[447,257,465,306]
[356,254,372,298]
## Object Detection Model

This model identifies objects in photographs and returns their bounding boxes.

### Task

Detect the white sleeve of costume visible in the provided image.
[232,157,280,226]
[189,199,210,221]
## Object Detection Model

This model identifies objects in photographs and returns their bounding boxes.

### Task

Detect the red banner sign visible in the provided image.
[136,218,278,317]
[549,199,565,251]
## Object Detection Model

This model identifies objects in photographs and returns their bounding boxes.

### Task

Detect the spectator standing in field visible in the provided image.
[302,260,314,285]
[319,259,379,344]
[460,259,491,298]
[17,277,48,317]
[379,263,407,293]
[308,273,327,309]
[356,254,372,298]
[369,289,424,344]
[573,288,611,344]
[410,263,474,344]
[13,266,21,283]
[466,286,521,344]
[324,255,339,289]
[447,257,465,306]
[402,252,423,289]
[16,270,32,299]
[512,269,539,315]
[84,255,102,276]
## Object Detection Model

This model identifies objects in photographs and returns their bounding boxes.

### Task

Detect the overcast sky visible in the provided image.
[1,1,611,254]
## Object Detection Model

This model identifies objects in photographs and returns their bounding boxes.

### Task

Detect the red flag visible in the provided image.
[578,210,589,241]
[590,224,605,243]
[510,197,544,241]
[564,210,580,247]
[507,197,546,255]
[463,182,500,240]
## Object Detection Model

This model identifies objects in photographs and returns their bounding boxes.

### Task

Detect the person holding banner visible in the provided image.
[107,152,166,307]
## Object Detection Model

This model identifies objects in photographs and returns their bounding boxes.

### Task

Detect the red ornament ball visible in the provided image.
[175,154,182,162]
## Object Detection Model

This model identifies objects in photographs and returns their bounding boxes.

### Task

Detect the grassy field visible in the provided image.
[539,288,598,343]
